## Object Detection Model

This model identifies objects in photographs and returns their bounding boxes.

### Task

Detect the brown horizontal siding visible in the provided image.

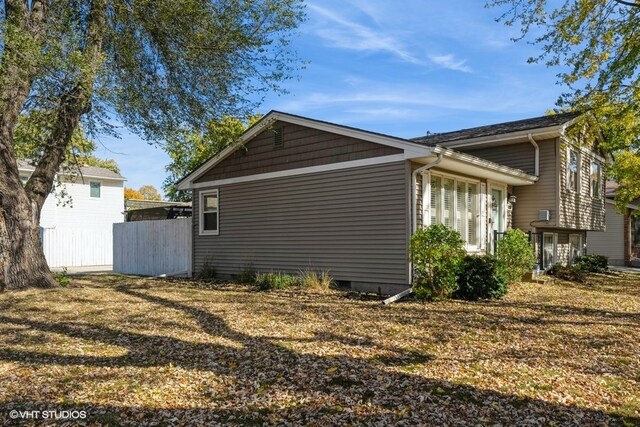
[195,122,402,182]
[511,138,558,230]
[462,142,535,175]
[193,161,409,285]
[557,140,606,231]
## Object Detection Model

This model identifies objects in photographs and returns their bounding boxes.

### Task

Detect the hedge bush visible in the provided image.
[454,255,508,301]
[496,229,537,284]
[574,254,608,273]
[410,224,465,300]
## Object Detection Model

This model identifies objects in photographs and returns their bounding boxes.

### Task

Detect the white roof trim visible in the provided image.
[439,124,564,148]
[177,110,431,189]
[432,146,538,183]
[18,166,127,182]
[183,153,407,189]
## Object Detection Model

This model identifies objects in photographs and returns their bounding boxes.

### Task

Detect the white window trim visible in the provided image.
[590,161,602,199]
[89,181,101,198]
[566,147,581,193]
[423,172,480,251]
[199,189,219,236]
[569,233,583,264]
[542,232,558,269]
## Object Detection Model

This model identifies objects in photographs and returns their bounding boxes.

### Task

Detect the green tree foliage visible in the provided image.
[495,229,537,284]
[0,0,305,290]
[409,224,466,300]
[488,0,640,210]
[14,112,120,174]
[163,115,261,201]
[138,185,162,201]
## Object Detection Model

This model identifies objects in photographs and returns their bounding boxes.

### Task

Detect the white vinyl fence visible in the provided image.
[41,226,113,268]
[113,218,192,277]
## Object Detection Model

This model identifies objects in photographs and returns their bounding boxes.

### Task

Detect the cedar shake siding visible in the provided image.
[193,161,410,291]
[558,140,606,231]
[195,121,402,183]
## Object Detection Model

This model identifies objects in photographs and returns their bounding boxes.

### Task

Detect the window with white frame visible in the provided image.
[428,173,479,249]
[90,181,101,198]
[590,162,602,198]
[569,234,582,264]
[567,148,580,192]
[543,233,557,268]
[199,190,219,235]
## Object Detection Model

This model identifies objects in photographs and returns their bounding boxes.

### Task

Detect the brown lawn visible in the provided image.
[0,272,639,426]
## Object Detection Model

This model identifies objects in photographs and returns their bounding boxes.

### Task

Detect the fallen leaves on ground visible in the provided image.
[0,271,638,426]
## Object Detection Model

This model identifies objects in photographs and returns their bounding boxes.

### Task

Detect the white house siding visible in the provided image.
[39,177,124,267]
[587,203,625,266]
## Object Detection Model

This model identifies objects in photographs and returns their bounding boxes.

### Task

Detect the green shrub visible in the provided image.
[454,255,508,301]
[547,264,587,283]
[410,224,465,300]
[53,267,70,287]
[255,272,301,290]
[574,254,608,273]
[496,229,537,284]
[299,269,333,291]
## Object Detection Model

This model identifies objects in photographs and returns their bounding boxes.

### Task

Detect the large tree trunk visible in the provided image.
[0,0,106,291]
[0,188,57,291]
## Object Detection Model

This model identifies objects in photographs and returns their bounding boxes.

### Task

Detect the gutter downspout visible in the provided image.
[527,133,540,177]
[384,153,443,305]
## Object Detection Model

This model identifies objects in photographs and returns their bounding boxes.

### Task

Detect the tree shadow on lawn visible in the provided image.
[0,285,636,426]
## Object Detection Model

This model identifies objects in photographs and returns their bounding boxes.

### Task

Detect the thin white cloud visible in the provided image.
[428,54,472,73]
[307,3,422,65]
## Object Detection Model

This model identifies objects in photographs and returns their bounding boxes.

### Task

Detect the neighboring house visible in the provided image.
[177,111,540,293]
[587,182,640,266]
[125,199,192,221]
[414,112,606,269]
[18,160,125,268]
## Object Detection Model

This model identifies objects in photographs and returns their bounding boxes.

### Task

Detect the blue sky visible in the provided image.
[94,0,564,197]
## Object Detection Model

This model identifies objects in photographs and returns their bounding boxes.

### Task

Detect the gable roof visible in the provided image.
[176,110,434,189]
[17,159,126,181]
[177,110,539,190]
[412,111,582,145]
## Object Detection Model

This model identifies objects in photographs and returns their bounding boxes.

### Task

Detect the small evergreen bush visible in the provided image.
[547,264,587,283]
[454,255,508,301]
[255,272,301,290]
[496,229,537,284]
[574,254,608,273]
[410,224,465,300]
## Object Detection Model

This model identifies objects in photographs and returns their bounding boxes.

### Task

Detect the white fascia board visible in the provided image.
[177,110,433,189]
[439,125,563,148]
[184,154,407,189]
[433,146,538,184]
[18,167,127,182]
